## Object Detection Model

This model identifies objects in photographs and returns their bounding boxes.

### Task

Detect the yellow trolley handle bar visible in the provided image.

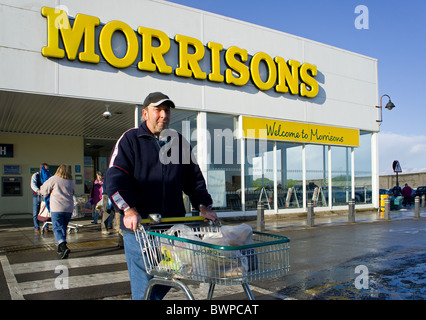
[139,215,206,225]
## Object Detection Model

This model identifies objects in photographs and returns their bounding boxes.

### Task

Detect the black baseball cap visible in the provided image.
[143,92,175,108]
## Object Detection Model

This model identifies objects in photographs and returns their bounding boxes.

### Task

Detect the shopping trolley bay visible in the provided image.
[165,303,259,317]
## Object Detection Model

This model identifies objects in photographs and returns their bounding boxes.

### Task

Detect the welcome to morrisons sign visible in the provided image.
[41,7,320,98]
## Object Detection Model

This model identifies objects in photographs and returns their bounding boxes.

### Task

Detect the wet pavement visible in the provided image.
[0,207,425,300]
[258,219,426,300]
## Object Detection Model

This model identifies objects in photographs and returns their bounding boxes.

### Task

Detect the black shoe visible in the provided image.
[58,242,71,259]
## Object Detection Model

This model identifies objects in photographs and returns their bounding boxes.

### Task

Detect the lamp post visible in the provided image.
[376,94,395,124]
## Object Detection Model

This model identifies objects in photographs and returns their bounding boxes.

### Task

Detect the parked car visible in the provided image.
[388,186,402,196]
[414,185,426,199]
[412,188,417,203]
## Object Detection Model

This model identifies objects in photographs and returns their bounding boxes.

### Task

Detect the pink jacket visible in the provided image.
[92,180,103,205]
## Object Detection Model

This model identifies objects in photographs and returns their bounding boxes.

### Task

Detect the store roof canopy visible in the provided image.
[0,90,134,140]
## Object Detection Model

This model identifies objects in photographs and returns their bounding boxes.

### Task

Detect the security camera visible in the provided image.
[103,110,112,119]
[103,105,111,119]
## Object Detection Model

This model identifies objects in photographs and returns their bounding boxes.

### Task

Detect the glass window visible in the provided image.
[331,146,351,206]
[169,110,198,150]
[169,110,198,212]
[244,139,274,210]
[305,145,328,207]
[207,113,241,211]
[276,142,303,209]
[354,132,372,204]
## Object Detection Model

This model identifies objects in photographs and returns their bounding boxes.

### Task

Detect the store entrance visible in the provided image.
[83,138,116,194]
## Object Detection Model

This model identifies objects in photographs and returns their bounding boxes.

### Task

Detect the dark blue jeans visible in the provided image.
[32,194,42,230]
[33,194,49,231]
[51,211,72,245]
[123,232,170,300]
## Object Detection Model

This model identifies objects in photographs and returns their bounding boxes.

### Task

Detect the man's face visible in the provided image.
[143,104,171,136]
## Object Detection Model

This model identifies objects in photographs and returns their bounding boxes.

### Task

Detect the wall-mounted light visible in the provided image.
[376,94,395,124]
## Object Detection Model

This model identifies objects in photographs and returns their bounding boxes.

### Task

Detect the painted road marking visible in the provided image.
[11,254,126,274]
[0,255,25,300]
[1,254,128,299]
[18,270,129,296]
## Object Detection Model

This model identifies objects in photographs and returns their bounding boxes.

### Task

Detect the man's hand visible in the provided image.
[123,207,141,231]
[199,205,218,223]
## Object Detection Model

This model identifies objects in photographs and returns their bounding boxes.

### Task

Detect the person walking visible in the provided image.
[30,163,50,234]
[105,92,217,300]
[40,164,75,259]
[101,174,113,235]
[91,171,103,224]
[402,183,413,207]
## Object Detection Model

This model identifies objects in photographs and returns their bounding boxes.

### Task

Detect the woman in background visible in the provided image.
[91,171,103,224]
[40,164,75,259]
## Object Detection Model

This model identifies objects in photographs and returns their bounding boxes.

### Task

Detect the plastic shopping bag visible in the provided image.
[37,200,50,222]
[158,224,208,280]
[221,224,254,246]
[201,224,256,278]
[222,224,258,272]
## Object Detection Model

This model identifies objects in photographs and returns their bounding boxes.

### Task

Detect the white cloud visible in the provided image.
[379,132,426,175]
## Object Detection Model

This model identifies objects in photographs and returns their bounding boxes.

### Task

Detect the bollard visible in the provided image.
[384,197,390,220]
[257,201,265,232]
[422,195,425,208]
[307,200,314,227]
[414,196,420,219]
[348,199,355,223]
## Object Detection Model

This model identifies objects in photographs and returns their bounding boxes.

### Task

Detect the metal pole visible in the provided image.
[348,198,355,223]
[414,196,420,219]
[257,201,265,232]
[307,200,314,227]
[384,197,390,220]
[421,195,425,208]
[134,105,142,128]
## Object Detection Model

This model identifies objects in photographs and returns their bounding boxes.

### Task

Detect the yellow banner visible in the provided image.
[242,116,359,147]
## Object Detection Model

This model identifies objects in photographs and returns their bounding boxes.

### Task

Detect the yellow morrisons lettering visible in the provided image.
[41,6,319,98]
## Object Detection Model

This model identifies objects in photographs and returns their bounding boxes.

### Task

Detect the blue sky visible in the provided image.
[166,0,426,175]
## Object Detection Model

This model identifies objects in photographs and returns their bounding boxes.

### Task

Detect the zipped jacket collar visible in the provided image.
[137,121,155,138]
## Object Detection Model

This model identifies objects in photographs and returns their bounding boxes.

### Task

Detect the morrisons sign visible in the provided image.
[41,6,319,98]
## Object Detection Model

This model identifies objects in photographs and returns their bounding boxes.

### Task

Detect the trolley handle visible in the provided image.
[139,214,207,225]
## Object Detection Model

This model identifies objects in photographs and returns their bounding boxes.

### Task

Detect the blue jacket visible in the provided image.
[40,166,51,212]
[105,121,212,229]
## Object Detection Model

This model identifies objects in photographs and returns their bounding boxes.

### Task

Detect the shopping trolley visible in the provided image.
[135,215,290,300]
[40,195,85,235]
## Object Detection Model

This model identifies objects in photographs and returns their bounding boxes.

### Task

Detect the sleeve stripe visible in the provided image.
[108,128,136,168]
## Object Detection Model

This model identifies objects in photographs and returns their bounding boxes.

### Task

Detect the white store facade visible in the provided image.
[0,0,380,217]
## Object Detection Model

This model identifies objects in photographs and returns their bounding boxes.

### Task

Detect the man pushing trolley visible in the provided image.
[105,92,218,300]
[106,92,290,300]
